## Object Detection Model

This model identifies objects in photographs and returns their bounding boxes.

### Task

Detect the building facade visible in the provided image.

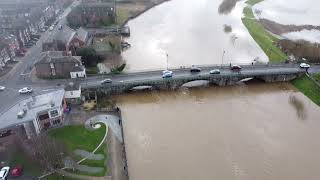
[35,51,83,79]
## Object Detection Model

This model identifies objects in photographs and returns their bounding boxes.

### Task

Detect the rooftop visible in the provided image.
[36,51,81,64]
[65,82,81,91]
[75,27,88,43]
[0,89,65,130]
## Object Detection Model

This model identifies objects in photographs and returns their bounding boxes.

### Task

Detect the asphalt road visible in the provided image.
[0,0,80,113]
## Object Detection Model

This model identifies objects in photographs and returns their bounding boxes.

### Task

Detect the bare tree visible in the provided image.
[14,132,70,172]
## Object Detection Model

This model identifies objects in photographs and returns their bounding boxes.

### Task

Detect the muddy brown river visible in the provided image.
[117,83,320,180]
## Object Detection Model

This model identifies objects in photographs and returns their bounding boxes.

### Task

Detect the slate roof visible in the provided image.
[71,65,85,72]
[65,82,81,91]
[36,51,81,64]
[75,28,88,43]
[45,26,76,45]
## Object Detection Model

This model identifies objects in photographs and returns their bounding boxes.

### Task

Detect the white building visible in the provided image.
[0,90,66,138]
[70,65,86,79]
[64,82,82,104]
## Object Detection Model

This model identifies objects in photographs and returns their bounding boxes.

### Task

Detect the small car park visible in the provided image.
[18,87,33,94]
[101,79,112,84]
[0,130,12,138]
[231,65,242,71]
[210,69,220,74]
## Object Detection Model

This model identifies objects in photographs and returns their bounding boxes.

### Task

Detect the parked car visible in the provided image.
[101,79,112,84]
[190,66,201,73]
[15,50,25,57]
[300,63,310,68]
[10,166,23,177]
[31,34,41,39]
[210,69,220,74]
[58,25,63,30]
[0,166,10,180]
[162,70,173,78]
[0,86,5,91]
[40,28,46,32]
[18,87,33,94]
[231,65,242,71]
[49,26,54,31]
[0,130,12,138]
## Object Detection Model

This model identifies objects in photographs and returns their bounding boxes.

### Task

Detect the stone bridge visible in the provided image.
[82,64,306,95]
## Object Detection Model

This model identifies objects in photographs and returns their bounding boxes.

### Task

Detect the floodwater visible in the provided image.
[122,0,268,72]
[117,83,320,180]
[253,0,320,26]
[282,29,320,44]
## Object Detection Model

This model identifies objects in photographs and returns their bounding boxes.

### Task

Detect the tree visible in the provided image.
[14,133,71,172]
[76,47,102,67]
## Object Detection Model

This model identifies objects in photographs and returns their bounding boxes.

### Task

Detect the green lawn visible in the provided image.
[246,0,264,6]
[292,75,320,106]
[45,174,79,180]
[49,124,106,153]
[86,66,99,75]
[242,0,288,63]
[313,73,320,82]
[48,124,108,176]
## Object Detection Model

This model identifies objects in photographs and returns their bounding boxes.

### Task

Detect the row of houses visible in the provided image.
[0,0,71,69]
[34,26,91,79]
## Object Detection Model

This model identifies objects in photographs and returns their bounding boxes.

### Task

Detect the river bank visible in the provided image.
[241,0,320,106]
[117,0,170,27]
[242,0,287,62]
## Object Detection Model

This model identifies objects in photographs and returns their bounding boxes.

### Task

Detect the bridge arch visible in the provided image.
[181,80,210,88]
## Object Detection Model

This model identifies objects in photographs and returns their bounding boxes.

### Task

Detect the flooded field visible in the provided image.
[253,0,320,26]
[122,0,267,72]
[117,83,320,180]
[282,30,320,44]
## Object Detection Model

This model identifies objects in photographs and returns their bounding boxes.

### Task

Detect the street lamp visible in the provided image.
[166,53,169,70]
[221,50,226,68]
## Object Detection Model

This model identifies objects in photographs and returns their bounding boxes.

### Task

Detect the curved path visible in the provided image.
[39,114,120,179]
[78,114,121,163]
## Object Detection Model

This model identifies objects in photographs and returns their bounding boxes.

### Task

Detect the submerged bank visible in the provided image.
[242,0,287,62]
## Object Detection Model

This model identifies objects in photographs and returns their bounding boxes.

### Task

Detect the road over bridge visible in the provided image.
[82,64,307,94]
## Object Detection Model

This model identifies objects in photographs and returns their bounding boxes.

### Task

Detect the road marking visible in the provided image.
[42,89,55,92]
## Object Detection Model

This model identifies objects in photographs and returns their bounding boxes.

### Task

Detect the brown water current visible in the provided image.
[116,83,320,180]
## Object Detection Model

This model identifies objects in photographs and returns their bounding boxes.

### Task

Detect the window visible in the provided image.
[49,109,59,118]
[38,113,50,121]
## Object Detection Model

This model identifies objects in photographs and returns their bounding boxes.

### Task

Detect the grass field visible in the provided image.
[242,0,288,63]
[292,75,320,106]
[49,124,108,176]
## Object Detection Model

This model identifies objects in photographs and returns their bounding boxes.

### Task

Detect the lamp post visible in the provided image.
[166,53,169,70]
[221,50,225,68]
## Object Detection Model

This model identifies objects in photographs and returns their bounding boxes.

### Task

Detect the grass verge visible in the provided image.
[242,0,288,63]
[292,75,320,106]
[48,124,107,176]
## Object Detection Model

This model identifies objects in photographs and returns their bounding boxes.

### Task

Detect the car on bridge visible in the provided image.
[190,66,201,73]
[300,63,310,69]
[162,70,173,78]
[101,79,112,84]
[210,69,220,74]
[231,65,242,71]
[18,87,33,94]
